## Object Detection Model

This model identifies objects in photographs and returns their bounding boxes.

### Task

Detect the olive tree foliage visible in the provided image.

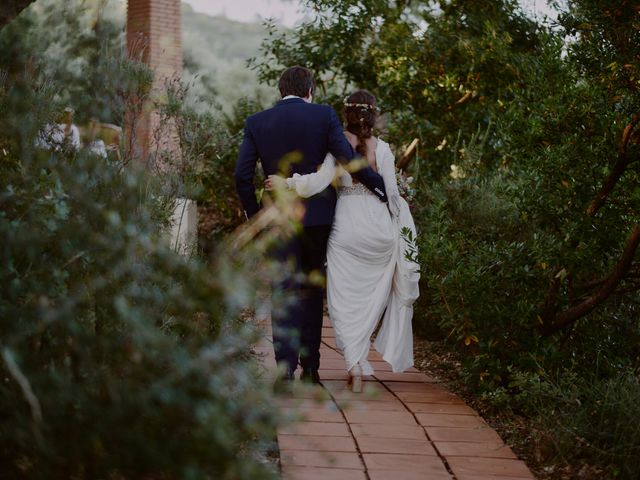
[0,4,280,479]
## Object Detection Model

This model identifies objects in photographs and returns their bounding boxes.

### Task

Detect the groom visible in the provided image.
[234,66,387,384]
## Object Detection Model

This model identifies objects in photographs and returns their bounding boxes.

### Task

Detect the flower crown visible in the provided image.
[343,97,380,111]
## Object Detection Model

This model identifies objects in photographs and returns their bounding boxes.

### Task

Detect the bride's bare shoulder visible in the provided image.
[343,130,358,148]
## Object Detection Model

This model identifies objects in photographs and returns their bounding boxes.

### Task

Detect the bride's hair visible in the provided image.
[343,90,379,158]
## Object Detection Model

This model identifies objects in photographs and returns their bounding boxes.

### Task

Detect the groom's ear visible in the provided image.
[307,87,314,102]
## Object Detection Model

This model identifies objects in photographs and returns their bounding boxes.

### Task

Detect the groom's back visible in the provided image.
[248,99,334,177]
[235,65,359,225]
[240,97,346,226]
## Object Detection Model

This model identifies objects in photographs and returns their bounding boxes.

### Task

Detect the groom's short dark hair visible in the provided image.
[278,66,316,98]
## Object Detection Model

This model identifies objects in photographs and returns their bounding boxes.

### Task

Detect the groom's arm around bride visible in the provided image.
[234,66,387,222]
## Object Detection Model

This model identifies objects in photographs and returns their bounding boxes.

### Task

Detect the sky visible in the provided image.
[183,0,303,27]
[182,0,559,27]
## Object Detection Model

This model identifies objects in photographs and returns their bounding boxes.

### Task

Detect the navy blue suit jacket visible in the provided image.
[234,97,387,226]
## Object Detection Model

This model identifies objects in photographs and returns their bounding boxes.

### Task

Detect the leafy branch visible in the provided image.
[400,226,420,271]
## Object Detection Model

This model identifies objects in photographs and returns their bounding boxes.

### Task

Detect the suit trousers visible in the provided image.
[271,225,331,374]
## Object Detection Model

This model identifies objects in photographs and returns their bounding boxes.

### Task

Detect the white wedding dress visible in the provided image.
[287,139,420,374]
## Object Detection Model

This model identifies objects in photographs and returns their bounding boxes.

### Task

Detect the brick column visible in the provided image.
[126,0,182,163]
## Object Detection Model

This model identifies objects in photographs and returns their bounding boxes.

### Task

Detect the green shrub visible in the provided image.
[1,151,278,479]
[194,96,267,247]
[0,23,278,480]
[414,168,548,384]
[508,369,640,479]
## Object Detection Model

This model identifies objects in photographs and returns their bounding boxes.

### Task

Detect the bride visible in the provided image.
[267,90,419,392]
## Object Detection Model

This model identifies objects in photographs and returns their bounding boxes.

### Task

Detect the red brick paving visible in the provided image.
[447,457,535,478]
[351,423,427,440]
[278,434,358,453]
[342,409,418,425]
[416,413,489,428]
[281,466,367,480]
[362,453,449,472]
[258,317,535,479]
[356,436,435,455]
[368,471,452,480]
[292,408,345,423]
[279,422,351,437]
[280,450,363,469]
[406,402,478,415]
[426,426,504,444]
[435,441,518,459]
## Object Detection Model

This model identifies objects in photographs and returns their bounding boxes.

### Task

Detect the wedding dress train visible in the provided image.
[288,139,420,374]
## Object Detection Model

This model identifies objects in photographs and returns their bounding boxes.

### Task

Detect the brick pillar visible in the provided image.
[126,0,182,164]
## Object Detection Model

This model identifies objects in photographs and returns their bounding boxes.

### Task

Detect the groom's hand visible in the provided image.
[265,175,288,191]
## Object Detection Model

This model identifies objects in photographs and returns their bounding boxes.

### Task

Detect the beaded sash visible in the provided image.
[337,183,374,197]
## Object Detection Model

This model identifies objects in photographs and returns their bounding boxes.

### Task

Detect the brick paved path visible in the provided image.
[255,317,535,480]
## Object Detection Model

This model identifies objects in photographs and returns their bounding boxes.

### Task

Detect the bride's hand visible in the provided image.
[265,174,288,191]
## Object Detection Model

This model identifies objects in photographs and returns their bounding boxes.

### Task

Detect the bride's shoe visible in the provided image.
[348,364,363,393]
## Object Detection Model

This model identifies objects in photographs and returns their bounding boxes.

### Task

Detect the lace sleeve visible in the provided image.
[286,153,337,198]
[378,142,401,217]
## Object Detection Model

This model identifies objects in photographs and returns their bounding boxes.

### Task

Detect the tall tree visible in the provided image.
[254,0,541,177]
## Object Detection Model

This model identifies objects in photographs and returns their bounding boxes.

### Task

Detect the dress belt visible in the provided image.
[337,183,374,196]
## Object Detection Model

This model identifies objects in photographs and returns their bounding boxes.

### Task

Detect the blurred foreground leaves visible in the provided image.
[0,7,280,478]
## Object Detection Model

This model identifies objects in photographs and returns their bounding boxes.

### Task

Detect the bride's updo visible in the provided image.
[343,90,379,158]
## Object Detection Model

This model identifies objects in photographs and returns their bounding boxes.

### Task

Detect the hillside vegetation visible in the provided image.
[6,0,276,120]
[181,3,278,113]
